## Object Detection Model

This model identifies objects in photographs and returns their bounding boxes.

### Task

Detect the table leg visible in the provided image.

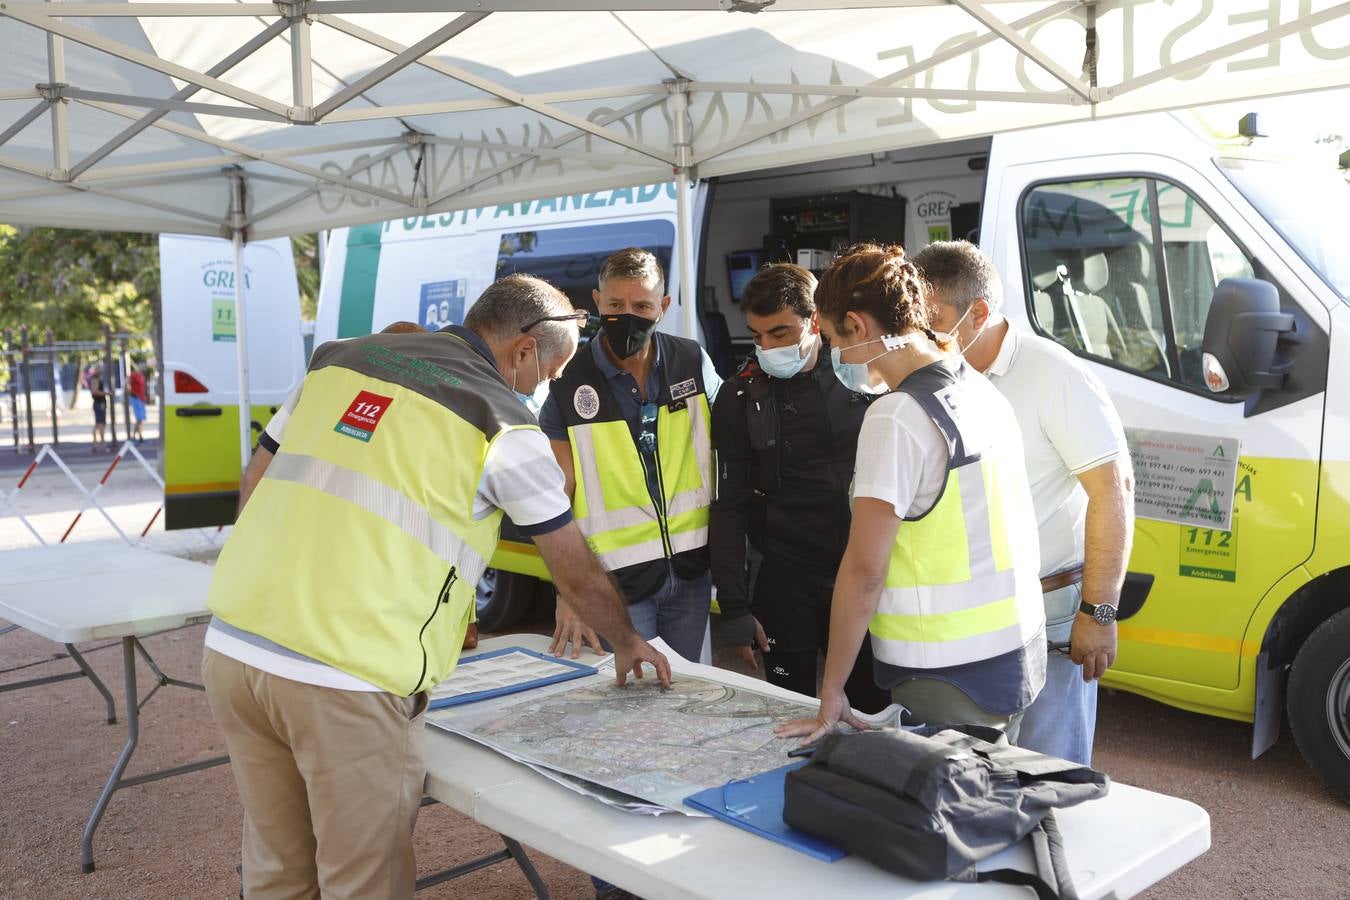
[412,800,550,898]
[0,642,118,726]
[77,637,229,874]
[66,643,117,724]
[81,637,138,874]
[502,835,551,900]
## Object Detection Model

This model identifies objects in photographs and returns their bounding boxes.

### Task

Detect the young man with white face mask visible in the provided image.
[915,240,1134,766]
[709,263,889,713]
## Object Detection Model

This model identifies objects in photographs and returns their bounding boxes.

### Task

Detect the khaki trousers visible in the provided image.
[202,649,429,900]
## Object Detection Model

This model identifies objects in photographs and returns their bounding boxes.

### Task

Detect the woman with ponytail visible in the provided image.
[777,244,1047,743]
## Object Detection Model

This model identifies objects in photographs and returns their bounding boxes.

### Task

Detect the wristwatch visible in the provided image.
[1078,599,1118,625]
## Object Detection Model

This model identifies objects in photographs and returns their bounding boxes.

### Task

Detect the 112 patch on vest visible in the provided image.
[335,391,393,442]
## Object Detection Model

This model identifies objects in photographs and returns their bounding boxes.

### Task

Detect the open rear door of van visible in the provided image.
[160,235,305,529]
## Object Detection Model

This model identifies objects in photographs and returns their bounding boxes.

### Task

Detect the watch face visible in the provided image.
[1093,604,1118,625]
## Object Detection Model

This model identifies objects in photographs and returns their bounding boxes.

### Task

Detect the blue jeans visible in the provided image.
[624,567,712,664]
[1017,582,1098,765]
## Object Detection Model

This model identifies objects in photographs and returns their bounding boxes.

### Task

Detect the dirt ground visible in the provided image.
[2,464,1349,899]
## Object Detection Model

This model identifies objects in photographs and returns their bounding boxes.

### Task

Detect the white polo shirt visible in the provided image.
[983,323,1127,578]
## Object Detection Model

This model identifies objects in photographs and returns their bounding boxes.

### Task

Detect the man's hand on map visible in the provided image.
[774,685,867,746]
[550,595,605,659]
[613,637,672,689]
[733,617,771,673]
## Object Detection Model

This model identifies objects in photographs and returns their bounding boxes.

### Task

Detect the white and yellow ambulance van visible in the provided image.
[159,235,305,528]
[196,112,1350,802]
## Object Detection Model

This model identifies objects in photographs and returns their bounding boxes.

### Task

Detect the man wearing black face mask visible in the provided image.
[539,247,722,669]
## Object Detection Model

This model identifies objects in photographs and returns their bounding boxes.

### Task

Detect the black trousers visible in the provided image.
[751,550,891,715]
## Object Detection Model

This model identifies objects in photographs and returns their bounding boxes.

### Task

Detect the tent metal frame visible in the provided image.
[2,0,1349,469]
[2,0,1344,238]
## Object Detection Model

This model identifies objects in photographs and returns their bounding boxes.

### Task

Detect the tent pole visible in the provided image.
[229,171,252,476]
[669,79,699,342]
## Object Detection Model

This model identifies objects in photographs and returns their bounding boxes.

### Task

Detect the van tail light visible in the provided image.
[173,370,209,393]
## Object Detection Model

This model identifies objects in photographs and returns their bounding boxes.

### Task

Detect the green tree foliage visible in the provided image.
[0,226,321,340]
[0,225,158,340]
[292,231,320,321]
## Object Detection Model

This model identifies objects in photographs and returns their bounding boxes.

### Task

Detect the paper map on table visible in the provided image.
[428,648,595,709]
[428,661,817,813]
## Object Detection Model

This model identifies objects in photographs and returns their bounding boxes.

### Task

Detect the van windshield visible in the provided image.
[1217,158,1350,301]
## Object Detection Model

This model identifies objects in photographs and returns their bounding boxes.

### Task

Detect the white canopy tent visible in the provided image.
[5,0,1350,468]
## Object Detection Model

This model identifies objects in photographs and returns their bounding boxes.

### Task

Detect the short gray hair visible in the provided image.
[465,274,576,360]
[911,240,1003,314]
[598,247,665,295]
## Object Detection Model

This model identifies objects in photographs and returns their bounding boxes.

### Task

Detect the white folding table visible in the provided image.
[424,634,1211,900]
[0,542,226,873]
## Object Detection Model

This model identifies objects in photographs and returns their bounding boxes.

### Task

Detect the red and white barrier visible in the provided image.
[2,441,173,547]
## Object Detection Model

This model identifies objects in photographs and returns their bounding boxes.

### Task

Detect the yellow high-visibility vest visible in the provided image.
[554,333,713,575]
[208,329,537,695]
[869,363,1045,670]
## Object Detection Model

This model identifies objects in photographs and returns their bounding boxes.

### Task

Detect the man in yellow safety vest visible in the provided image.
[541,247,722,666]
[202,274,671,900]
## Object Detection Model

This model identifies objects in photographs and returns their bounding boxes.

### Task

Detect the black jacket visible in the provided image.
[709,342,871,627]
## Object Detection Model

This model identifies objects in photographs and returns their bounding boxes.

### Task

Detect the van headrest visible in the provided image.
[1031,269,1059,291]
[1115,242,1151,280]
[1081,253,1109,293]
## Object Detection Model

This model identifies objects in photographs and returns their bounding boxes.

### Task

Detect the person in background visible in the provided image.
[541,247,722,667]
[89,372,109,452]
[203,275,670,900]
[709,263,888,714]
[777,243,1046,745]
[128,365,148,444]
[917,240,1134,765]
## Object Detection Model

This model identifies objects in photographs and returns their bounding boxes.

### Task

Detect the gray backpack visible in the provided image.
[783,725,1109,898]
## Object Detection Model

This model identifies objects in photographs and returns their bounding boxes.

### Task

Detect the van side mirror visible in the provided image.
[1200,278,1294,396]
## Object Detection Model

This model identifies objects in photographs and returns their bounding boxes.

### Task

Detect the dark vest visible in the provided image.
[553,332,711,601]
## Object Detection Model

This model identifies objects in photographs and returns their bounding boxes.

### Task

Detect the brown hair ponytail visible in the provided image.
[815,243,951,351]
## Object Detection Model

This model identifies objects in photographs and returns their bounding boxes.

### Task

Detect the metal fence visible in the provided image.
[2,325,154,452]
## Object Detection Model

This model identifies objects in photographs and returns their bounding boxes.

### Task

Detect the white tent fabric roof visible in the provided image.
[3,1,1350,240]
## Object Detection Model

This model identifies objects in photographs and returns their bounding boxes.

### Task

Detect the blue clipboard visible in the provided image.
[428,646,597,710]
[684,762,847,862]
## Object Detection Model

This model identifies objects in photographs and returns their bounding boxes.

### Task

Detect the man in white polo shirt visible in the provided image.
[915,241,1134,765]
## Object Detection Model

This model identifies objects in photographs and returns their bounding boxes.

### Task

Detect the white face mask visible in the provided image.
[754,327,818,379]
[512,345,549,416]
[829,333,917,394]
[934,302,985,353]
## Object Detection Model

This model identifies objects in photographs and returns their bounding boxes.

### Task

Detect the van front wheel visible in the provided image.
[474,569,543,633]
[1288,606,1350,805]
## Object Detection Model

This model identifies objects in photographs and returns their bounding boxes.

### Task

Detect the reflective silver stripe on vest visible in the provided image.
[571,425,656,536]
[267,451,487,581]
[871,620,1029,669]
[669,526,709,555]
[878,568,1019,617]
[593,525,709,571]
[873,461,1032,669]
[570,399,713,537]
[595,536,668,570]
[877,464,1004,617]
[668,399,713,519]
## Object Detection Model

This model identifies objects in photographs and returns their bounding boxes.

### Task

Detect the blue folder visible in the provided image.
[428,646,597,710]
[684,762,847,862]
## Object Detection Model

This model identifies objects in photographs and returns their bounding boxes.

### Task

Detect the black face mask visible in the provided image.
[601,313,660,359]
